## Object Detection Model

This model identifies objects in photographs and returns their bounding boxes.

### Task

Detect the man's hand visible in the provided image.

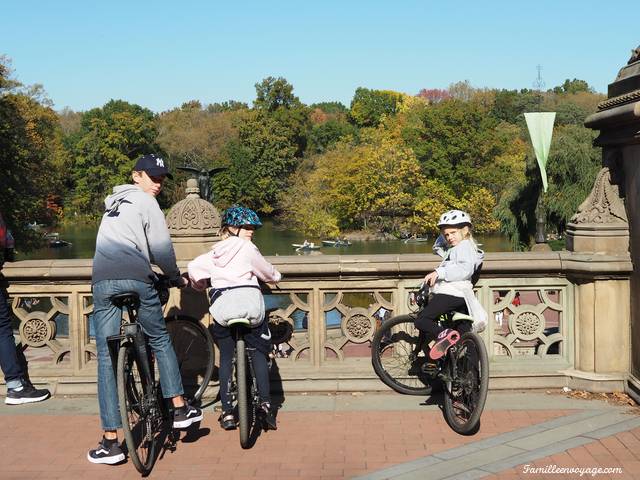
[424,271,439,287]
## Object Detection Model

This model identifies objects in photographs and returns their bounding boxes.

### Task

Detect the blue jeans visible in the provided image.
[93,279,183,430]
[0,280,24,389]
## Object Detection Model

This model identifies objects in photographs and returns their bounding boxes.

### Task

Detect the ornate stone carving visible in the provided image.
[514,312,543,338]
[597,89,640,111]
[166,179,221,234]
[570,167,627,225]
[20,317,53,347]
[344,313,373,342]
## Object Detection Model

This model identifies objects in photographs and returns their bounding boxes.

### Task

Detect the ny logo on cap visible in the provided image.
[156,157,165,167]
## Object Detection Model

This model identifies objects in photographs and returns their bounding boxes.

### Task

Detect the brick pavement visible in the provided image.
[0,392,638,480]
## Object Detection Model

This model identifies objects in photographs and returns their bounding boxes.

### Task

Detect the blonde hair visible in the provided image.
[219,225,233,239]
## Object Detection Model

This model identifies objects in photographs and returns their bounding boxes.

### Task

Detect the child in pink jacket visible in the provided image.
[188,206,280,431]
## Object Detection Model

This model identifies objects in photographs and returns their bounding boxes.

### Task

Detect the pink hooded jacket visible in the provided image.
[188,236,281,291]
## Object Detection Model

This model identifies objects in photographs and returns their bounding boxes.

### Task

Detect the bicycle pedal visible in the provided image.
[420,362,439,377]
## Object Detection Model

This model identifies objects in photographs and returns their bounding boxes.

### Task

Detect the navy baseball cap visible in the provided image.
[133,154,173,179]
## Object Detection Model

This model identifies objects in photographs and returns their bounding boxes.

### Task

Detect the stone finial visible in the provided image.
[570,167,627,225]
[565,165,629,254]
[185,178,200,198]
[165,179,222,259]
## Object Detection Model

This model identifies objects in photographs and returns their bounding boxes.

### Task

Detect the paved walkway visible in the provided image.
[0,391,638,479]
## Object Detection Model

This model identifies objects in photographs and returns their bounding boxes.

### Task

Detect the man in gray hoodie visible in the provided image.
[88,154,203,465]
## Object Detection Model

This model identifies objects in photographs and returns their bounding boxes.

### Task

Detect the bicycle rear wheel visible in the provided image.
[443,331,489,435]
[235,337,252,448]
[371,314,433,396]
[166,317,214,403]
[117,342,163,475]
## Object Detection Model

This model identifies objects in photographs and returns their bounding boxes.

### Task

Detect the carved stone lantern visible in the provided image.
[166,178,221,260]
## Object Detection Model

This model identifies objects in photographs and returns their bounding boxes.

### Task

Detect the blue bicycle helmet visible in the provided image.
[221,205,263,228]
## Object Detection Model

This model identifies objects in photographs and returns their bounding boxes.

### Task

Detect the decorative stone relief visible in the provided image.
[166,179,221,234]
[323,291,394,360]
[11,295,71,364]
[492,288,565,357]
[570,166,627,225]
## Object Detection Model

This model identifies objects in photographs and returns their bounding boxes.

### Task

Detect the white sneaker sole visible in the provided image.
[5,393,51,405]
[86,452,126,465]
[173,413,204,429]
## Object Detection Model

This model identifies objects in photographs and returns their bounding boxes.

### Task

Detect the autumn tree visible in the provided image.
[0,57,65,248]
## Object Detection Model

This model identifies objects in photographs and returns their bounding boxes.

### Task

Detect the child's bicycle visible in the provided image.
[371,284,489,435]
[107,276,214,475]
[226,317,270,449]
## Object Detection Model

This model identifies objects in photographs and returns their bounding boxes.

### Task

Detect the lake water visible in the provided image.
[20,219,514,260]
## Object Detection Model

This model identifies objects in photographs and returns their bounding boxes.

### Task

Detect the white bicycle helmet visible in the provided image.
[437,209,472,228]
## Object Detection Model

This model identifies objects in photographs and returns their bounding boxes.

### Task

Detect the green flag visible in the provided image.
[524,112,556,192]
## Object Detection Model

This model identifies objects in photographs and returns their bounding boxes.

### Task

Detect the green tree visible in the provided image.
[496,125,600,247]
[211,78,310,213]
[349,88,404,128]
[307,118,356,154]
[68,100,159,215]
[309,102,348,114]
[254,76,300,112]
[551,78,592,95]
[402,98,513,195]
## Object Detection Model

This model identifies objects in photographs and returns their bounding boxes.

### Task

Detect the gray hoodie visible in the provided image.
[92,184,180,285]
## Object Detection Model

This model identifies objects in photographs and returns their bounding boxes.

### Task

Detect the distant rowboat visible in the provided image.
[321,239,352,247]
[292,241,320,251]
[403,236,429,244]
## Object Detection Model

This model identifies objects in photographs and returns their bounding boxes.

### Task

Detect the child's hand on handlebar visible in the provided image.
[424,271,439,287]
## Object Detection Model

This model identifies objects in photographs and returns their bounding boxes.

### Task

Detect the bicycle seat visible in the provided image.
[227,318,251,327]
[111,293,140,309]
[452,312,474,322]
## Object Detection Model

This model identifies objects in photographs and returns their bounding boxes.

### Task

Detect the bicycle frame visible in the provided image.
[107,302,156,396]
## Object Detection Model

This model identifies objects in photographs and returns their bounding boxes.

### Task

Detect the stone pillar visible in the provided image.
[570,45,640,397]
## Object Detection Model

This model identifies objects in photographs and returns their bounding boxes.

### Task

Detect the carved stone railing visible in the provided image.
[2,251,632,395]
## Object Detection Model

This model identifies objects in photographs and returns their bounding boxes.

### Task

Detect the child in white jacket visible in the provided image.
[188,206,281,431]
[417,210,487,361]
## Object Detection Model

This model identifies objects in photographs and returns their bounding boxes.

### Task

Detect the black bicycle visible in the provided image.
[108,276,214,475]
[226,317,266,449]
[371,284,489,435]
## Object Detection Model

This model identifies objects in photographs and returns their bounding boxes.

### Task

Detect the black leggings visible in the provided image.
[215,333,271,412]
[415,294,467,341]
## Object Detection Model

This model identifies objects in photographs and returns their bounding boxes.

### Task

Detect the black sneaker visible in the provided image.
[219,411,236,430]
[173,403,203,429]
[87,437,126,465]
[5,383,51,405]
[260,402,277,431]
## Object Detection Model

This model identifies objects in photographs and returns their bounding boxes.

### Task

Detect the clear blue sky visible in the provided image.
[2,0,638,113]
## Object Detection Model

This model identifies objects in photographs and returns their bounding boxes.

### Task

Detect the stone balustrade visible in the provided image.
[2,251,632,395]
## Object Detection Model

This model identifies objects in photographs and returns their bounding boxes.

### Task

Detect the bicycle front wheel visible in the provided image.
[166,317,215,403]
[371,314,433,396]
[443,331,489,435]
[117,342,163,475]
